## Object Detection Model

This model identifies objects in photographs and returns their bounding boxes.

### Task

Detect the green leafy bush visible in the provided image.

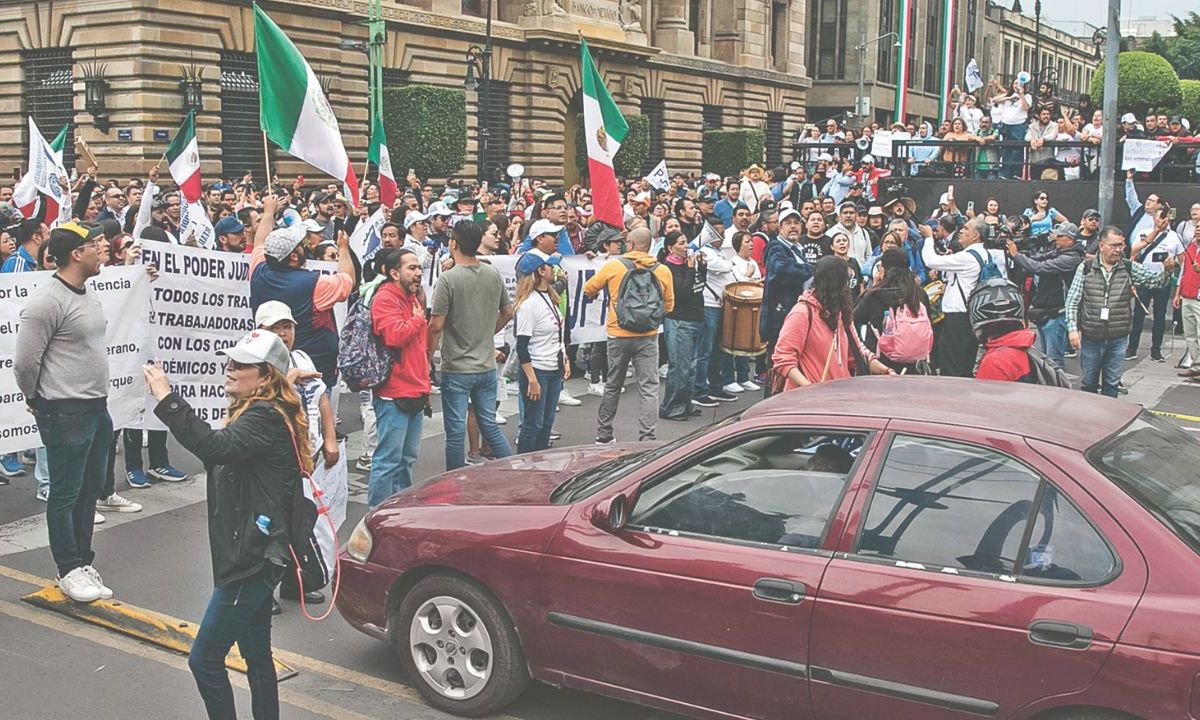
[1179,79,1200,126]
[702,129,766,177]
[1090,52,1183,114]
[382,85,466,179]
[574,112,651,180]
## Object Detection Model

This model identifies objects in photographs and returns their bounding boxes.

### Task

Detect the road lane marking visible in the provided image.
[1150,409,1200,423]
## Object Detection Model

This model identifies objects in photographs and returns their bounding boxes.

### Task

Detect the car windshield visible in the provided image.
[551,416,740,504]
[1088,412,1200,556]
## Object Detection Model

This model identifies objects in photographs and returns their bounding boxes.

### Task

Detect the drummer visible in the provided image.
[694,219,741,404]
[730,230,764,392]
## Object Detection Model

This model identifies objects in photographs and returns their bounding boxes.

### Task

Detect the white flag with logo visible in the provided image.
[178,201,215,249]
[965,58,984,92]
[348,207,388,264]
[646,159,670,191]
[24,117,70,212]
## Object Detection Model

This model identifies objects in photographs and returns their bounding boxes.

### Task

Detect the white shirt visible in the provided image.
[699,245,736,308]
[731,254,762,282]
[922,240,1007,314]
[289,349,326,453]
[826,223,872,266]
[955,105,983,134]
[515,290,563,371]
[995,93,1031,126]
[1135,229,1185,275]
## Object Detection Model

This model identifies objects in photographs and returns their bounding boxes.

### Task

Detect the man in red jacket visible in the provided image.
[976,328,1036,382]
[367,247,430,508]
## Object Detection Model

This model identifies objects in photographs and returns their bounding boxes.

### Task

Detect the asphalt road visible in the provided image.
[0,337,1194,720]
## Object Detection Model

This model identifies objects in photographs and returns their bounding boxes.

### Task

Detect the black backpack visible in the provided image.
[1023,346,1071,388]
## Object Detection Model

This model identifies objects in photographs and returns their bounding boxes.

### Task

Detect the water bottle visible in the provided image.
[255,515,271,535]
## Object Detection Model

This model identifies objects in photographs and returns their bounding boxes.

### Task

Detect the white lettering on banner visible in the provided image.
[0,267,150,454]
[1122,139,1171,172]
[871,131,895,160]
[139,243,342,430]
[480,254,611,345]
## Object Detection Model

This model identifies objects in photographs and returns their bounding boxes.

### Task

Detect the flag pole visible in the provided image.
[262,131,272,185]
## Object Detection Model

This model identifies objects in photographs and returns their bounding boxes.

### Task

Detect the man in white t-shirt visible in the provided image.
[826,200,872,265]
[1128,207,1187,362]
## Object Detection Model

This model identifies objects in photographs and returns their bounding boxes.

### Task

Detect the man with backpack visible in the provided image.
[972,279,1069,386]
[1066,227,1178,397]
[584,227,675,444]
[1007,222,1085,370]
[920,218,1006,377]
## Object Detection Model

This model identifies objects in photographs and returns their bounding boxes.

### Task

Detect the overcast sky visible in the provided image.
[1041,0,1182,30]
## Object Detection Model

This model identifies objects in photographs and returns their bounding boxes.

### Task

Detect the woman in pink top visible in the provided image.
[771,256,894,389]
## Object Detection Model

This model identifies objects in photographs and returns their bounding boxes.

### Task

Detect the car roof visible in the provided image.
[745,376,1140,448]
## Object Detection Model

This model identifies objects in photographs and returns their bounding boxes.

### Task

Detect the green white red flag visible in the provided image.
[165,110,202,204]
[254,3,358,204]
[580,38,628,228]
[368,110,397,208]
[14,121,68,221]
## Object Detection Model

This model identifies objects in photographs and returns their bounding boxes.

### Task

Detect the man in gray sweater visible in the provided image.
[14,221,115,603]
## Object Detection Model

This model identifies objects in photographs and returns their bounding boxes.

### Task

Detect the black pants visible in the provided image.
[1128,285,1171,357]
[938,313,979,378]
[105,428,170,496]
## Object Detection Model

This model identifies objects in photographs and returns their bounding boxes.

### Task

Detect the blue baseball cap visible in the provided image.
[214,215,245,236]
[517,249,561,276]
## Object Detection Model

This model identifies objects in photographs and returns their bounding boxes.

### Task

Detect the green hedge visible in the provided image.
[382,85,466,179]
[1090,51,1183,115]
[702,129,765,177]
[574,112,651,180]
[1180,79,1200,126]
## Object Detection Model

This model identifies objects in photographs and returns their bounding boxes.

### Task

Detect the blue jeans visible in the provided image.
[1035,314,1068,370]
[367,397,424,508]
[517,367,563,454]
[694,306,732,396]
[36,406,113,577]
[190,564,283,720]
[661,318,702,418]
[441,371,511,471]
[1000,122,1027,179]
[1080,335,1128,398]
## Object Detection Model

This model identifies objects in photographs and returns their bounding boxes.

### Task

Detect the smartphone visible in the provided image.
[966,201,975,213]
[297,174,305,185]
[1152,251,1168,262]
[1169,208,1177,221]
[333,217,345,235]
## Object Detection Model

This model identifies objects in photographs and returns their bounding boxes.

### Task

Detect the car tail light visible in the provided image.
[346,517,373,562]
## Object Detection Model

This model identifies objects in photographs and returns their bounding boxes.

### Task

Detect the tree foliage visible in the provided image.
[1180,79,1200,126]
[702,129,766,177]
[1141,12,1200,81]
[382,85,466,180]
[1089,51,1183,115]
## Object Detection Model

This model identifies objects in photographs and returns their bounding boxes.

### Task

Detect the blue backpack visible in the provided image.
[337,290,394,392]
[970,246,1004,281]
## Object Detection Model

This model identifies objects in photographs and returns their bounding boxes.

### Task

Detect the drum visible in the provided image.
[720,281,766,356]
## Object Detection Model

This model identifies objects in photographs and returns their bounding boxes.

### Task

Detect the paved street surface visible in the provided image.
[0,335,1195,720]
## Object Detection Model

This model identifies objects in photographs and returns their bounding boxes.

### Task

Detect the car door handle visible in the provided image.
[1028,620,1093,650]
[753,578,805,604]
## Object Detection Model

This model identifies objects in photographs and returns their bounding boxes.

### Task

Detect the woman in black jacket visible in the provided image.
[143,329,311,720]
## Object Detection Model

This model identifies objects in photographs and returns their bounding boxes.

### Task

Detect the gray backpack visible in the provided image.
[1023,346,1071,388]
[615,257,665,333]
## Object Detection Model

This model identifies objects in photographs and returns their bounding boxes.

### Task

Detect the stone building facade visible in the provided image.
[3,0,813,186]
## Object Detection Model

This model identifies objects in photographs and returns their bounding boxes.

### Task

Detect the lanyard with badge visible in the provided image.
[536,290,567,369]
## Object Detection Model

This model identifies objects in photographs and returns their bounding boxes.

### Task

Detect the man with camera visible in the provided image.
[1128,208,1186,362]
[1007,222,1085,370]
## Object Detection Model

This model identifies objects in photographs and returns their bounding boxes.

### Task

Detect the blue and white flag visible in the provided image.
[965,58,983,92]
[348,206,387,263]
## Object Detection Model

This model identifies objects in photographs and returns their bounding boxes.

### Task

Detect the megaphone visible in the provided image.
[1016,71,1031,86]
[506,163,525,180]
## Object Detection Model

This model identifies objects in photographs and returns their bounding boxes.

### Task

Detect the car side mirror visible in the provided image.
[591,494,629,533]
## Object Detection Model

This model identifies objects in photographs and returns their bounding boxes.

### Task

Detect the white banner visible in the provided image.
[483,254,610,345]
[871,130,895,160]
[0,267,151,454]
[1122,139,1171,172]
[138,243,341,430]
[178,200,215,249]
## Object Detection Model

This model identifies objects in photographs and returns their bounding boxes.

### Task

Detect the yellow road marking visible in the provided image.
[1150,409,1200,424]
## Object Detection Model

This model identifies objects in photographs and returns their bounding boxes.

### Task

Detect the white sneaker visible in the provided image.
[355,454,372,471]
[587,382,606,396]
[58,567,101,603]
[658,364,669,378]
[82,566,114,600]
[495,412,507,425]
[558,389,582,407]
[740,380,761,392]
[36,488,48,502]
[97,493,142,513]
[722,383,745,394]
[94,511,106,525]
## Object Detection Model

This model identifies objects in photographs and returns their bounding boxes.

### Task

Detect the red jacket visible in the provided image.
[1179,242,1200,301]
[976,328,1035,382]
[371,281,430,399]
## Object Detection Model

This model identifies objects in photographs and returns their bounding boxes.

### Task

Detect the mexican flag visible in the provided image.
[368,110,397,209]
[580,38,628,229]
[165,110,202,204]
[13,121,68,221]
[254,3,358,204]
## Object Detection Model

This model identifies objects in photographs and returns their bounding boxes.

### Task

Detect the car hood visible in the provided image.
[395,443,656,507]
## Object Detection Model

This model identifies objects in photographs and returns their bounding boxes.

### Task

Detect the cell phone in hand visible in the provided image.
[333,217,345,235]
[1152,251,1168,263]
[1169,208,1177,221]
[967,201,975,213]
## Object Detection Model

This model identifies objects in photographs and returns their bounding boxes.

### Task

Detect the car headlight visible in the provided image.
[346,516,374,562]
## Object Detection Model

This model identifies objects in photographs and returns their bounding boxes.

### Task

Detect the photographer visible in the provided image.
[1007,222,1085,370]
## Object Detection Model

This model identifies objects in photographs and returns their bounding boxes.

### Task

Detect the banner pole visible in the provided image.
[262,131,272,185]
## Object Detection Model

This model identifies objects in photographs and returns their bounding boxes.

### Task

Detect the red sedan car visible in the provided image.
[337,377,1200,720]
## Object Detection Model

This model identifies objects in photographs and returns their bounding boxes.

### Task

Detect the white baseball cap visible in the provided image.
[1120,112,1137,124]
[704,172,721,181]
[528,219,563,239]
[862,154,876,164]
[217,329,291,374]
[426,201,453,217]
[300,219,324,234]
[404,211,428,230]
[254,301,295,329]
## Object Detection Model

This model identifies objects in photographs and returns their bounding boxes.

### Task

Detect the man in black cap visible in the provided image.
[1079,209,1102,256]
[1007,222,1085,370]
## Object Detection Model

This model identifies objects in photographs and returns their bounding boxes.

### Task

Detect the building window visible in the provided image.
[220,51,271,180]
[765,111,785,168]
[965,0,978,60]
[460,0,484,17]
[689,0,705,55]
[21,49,76,170]
[382,68,410,90]
[1003,40,1012,76]
[923,0,942,94]
[878,0,896,83]
[810,0,849,79]
[640,97,665,176]
[479,80,511,181]
[702,104,723,132]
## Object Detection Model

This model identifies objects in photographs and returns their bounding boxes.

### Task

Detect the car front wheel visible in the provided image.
[393,574,530,717]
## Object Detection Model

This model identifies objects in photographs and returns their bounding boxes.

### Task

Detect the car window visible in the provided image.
[629,431,867,549]
[1089,412,1200,557]
[1022,485,1116,583]
[858,435,1044,574]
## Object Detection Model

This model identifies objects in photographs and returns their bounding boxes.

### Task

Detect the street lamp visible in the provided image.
[464,0,494,183]
[178,63,203,115]
[81,61,110,133]
[855,31,901,124]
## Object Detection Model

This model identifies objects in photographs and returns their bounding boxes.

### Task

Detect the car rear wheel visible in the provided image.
[393,574,530,717]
